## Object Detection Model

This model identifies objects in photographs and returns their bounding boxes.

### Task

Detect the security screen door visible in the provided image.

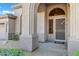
[55,18,65,42]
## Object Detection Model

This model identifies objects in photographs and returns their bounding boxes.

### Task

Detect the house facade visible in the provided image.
[0,3,79,55]
[0,14,17,41]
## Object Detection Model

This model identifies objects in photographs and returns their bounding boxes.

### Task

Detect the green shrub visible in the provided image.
[0,48,25,56]
[73,50,79,56]
[9,33,19,41]
[13,34,19,41]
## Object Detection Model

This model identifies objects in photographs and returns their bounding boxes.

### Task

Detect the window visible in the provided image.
[49,8,65,16]
[49,20,53,34]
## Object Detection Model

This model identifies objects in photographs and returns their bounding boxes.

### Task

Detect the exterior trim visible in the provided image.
[0,14,17,19]
[12,4,22,9]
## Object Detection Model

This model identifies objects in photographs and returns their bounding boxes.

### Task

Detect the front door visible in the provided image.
[55,18,65,41]
[48,16,65,42]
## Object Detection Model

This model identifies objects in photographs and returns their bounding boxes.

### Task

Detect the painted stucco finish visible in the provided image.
[12,3,79,55]
[13,7,22,35]
[0,18,8,40]
[0,14,16,41]
[37,4,67,42]
[19,4,38,51]
[68,3,79,55]
[22,3,79,54]
[37,4,46,42]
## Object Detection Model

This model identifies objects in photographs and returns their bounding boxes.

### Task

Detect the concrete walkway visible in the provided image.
[0,40,67,56]
[27,42,67,56]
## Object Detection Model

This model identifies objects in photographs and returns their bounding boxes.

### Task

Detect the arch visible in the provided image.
[29,3,70,18]
[49,8,65,16]
[29,3,70,38]
[27,3,71,52]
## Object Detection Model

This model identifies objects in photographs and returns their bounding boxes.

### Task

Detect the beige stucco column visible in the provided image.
[68,3,79,55]
[20,3,38,51]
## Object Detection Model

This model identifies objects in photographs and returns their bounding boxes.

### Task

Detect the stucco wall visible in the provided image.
[12,3,79,54]
[20,4,38,51]
[37,3,67,42]
[37,12,46,42]
[0,18,8,40]
[13,8,22,35]
[9,18,15,34]
[46,3,67,41]
[37,4,46,42]
[68,3,79,55]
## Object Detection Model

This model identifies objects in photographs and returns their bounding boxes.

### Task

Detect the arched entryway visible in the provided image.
[29,3,69,55]
[48,8,66,42]
[22,3,70,53]
[28,3,79,55]
[20,3,70,55]
[37,3,68,43]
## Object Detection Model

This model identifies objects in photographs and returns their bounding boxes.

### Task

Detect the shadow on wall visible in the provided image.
[8,33,19,41]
